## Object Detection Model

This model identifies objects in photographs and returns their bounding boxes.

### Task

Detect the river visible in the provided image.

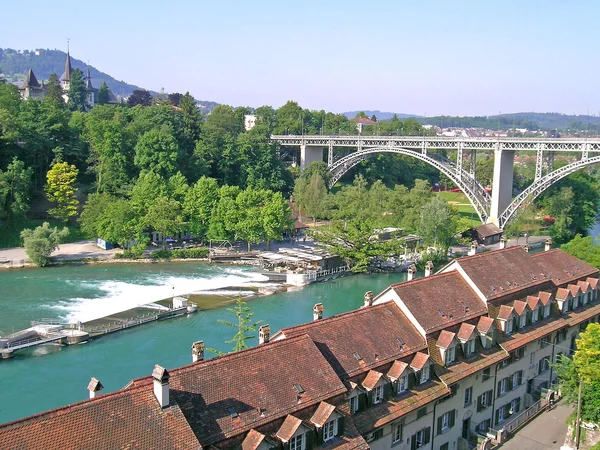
[0,262,406,424]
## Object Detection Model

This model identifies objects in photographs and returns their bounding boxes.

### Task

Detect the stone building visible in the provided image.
[18,69,46,99]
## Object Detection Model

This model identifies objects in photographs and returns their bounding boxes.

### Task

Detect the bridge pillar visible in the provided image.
[488,149,515,226]
[300,145,324,171]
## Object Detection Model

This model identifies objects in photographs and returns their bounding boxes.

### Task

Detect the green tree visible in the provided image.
[79,193,138,246]
[45,162,79,222]
[183,176,219,238]
[561,234,600,269]
[143,196,182,247]
[44,73,64,108]
[0,157,33,222]
[67,68,88,112]
[261,191,293,248]
[418,196,457,249]
[294,173,328,224]
[134,128,180,178]
[210,295,262,355]
[97,82,109,105]
[20,222,69,267]
[127,89,152,107]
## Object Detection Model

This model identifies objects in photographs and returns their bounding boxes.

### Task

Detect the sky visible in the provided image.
[2,0,599,116]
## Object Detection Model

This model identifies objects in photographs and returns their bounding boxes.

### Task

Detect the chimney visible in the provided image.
[87,377,103,399]
[545,238,552,252]
[152,364,170,408]
[313,303,324,321]
[363,291,374,307]
[192,340,205,362]
[424,261,434,277]
[468,241,478,256]
[500,235,507,249]
[407,264,417,281]
[258,324,271,344]
[523,244,531,253]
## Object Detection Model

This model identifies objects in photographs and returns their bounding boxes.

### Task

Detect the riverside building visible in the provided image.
[1,246,599,450]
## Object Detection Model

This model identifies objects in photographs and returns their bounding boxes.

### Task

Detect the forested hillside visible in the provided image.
[0,48,150,97]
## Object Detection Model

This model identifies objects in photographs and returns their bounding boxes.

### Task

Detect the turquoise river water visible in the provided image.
[0,262,407,424]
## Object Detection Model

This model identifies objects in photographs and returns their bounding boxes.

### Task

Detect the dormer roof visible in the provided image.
[243,429,267,450]
[457,323,476,342]
[526,295,540,310]
[387,361,409,380]
[577,280,590,292]
[497,305,514,321]
[556,288,572,301]
[276,415,303,442]
[477,316,495,334]
[587,277,599,289]
[539,291,553,305]
[310,402,336,427]
[436,330,456,349]
[513,300,528,316]
[410,352,430,371]
[568,284,583,297]
[362,370,384,390]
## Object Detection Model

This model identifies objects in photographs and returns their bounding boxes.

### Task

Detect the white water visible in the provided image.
[48,268,270,323]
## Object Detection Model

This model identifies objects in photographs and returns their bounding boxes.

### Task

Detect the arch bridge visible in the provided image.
[271,135,600,228]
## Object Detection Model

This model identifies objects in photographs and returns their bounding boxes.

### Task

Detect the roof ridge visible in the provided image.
[390,270,460,288]
[457,246,524,262]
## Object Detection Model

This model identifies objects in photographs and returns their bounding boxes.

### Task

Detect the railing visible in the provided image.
[490,399,545,439]
[315,265,351,278]
[30,318,68,326]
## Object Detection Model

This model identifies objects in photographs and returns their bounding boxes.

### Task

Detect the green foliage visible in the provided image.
[151,247,209,259]
[97,82,109,105]
[20,222,69,266]
[67,68,88,112]
[45,161,79,222]
[212,296,262,354]
[134,129,180,178]
[0,157,32,221]
[294,172,329,224]
[143,196,182,247]
[44,73,64,107]
[127,89,152,107]
[151,249,171,259]
[561,234,600,268]
[418,196,458,250]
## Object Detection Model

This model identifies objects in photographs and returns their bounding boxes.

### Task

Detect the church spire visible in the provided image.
[85,66,93,89]
[60,46,73,82]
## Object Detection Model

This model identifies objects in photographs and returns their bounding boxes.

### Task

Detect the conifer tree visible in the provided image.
[44,73,65,107]
[97,81,109,105]
[67,68,88,112]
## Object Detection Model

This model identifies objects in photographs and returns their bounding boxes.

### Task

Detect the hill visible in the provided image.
[417,113,600,131]
[343,110,419,120]
[0,48,152,97]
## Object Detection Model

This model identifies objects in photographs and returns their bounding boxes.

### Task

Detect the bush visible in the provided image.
[20,222,69,267]
[151,249,171,259]
[171,247,209,259]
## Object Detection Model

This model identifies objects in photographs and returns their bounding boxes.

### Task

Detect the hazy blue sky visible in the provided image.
[2,0,598,115]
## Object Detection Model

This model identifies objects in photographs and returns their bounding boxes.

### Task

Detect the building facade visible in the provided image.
[1,247,599,450]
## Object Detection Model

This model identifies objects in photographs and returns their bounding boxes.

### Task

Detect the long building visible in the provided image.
[1,246,599,450]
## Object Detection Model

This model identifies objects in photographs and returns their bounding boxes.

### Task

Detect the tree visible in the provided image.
[134,128,180,178]
[45,162,79,222]
[168,92,183,106]
[67,68,88,112]
[295,173,328,224]
[418,196,457,249]
[127,89,152,107]
[97,82,109,105]
[143,196,182,247]
[44,73,64,107]
[210,295,262,355]
[183,177,219,238]
[0,157,33,222]
[20,222,69,267]
[561,234,600,269]
[554,323,600,424]
[261,191,293,248]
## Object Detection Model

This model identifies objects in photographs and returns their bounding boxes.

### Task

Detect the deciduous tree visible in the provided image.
[97,82,109,105]
[67,68,88,112]
[127,89,152,107]
[20,222,69,267]
[45,161,79,222]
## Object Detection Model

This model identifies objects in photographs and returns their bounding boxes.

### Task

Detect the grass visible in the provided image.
[0,218,87,249]
[435,192,481,228]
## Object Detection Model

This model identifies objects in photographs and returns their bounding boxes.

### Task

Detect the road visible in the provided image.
[500,403,572,450]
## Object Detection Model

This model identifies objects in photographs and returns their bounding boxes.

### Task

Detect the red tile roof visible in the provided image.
[513,300,528,316]
[531,249,599,286]
[568,284,583,297]
[390,271,487,333]
[457,247,553,300]
[578,281,590,292]
[556,288,571,301]
[275,302,426,378]
[565,302,600,327]
[497,305,514,321]
[435,348,508,385]
[0,383,201,450]
[587,277,599,289]
[526,295,540,310]
[387,361,409,380]
[477,316,495,334]
[276,415,304,442]
[457,323,476,342]
[539,291,553,305]
[311,402,337,427]
[362,370,384,390]
[436,330,456,349]
[243,429,267,450]
[499,318,567,352]
[410,352,430,371]
[167,335,346,446]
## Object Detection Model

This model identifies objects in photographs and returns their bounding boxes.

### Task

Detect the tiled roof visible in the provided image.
[513,300,528,316]
[526,295,540,310]
[568,284,583,297]
[565,302,600,327]
[499,317,567,352]
[387,361,409,380]
[275,302,425,378]
[410,352,430,371]
[531,249,599,286]
[168,335,346,446]
[362,370,384,390]
[587,277,599,289]
[457,247,552,300]
[0,383,201,450]
[311,402,337,427]
[474,223,502,238]
[325,405,369,450]
[242,429,267,450]
[390,271,487,333]
[457,323,476,342]
[556,288,571,301]
[578,281,591,292]
[276,415,303,442]
[352,381,449,433]
[477,316,495,334]
[436,330,456,349]
[539,291,553,305]
[497,305,514,321]
[435,348,508,386]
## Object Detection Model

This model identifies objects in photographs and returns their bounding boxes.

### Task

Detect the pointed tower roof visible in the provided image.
[85,67,94,89]
[23,69,42,88]
[60,51,73,82]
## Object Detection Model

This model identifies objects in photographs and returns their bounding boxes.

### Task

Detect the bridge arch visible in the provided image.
[499,155,600,228]
[328,147,490,223]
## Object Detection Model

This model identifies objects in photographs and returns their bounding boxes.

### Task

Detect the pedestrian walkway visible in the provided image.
[500,403,573,450]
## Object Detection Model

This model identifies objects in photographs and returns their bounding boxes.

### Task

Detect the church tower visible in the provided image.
[60,50,73,92]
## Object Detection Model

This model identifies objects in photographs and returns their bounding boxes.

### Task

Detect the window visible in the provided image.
[420,365,430,384]
[372,385,383,404]
[512,370,522,387]
[392,423,403,445]
[323,418,337,441]
[587,292,592,303]
[529,351,536,368]
[532,307,539,322]
[544,304,551,317]
[437,410,455,434]
[498,378,507,396]
[290,433,304,450]
[445,346,456,365]
[519,314,526,329]
[482,367,491,381]
[509,398,521,416]
[512,347,525,361]
[538,357,550,374]
[417,407,427,419]
[412,427,430,449]
[349,395,358,414]
[465,339,476,356]
[496,405,505,424]
[540,335,551,348]
[477,419,491,433]
[464,387,473,406]
[397,375,408,394]
[506,318,514,335]
[440,443,449,450]
[477,390,492,412]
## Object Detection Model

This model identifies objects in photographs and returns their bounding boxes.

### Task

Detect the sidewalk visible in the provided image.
[500,403,573,450]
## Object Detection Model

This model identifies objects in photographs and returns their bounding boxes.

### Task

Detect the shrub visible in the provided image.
[151,249,171,259]
[171,247,209,259]
[20,222,69,267]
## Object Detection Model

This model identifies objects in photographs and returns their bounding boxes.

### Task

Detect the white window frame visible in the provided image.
[441,411,450,431]
[506,318,514,335]
[497,406,505,424]
[529,351,535,368]
[420,365,430,384]
[481,391,489,408]
[349,395,358,414]
[323,418,337,442]
[466,339,476,355]
[392,423,403,444]
[499,378,507,396]
[532,307,539,322]
[372,385,383,404]
[445,345,456,365]
[398,375,408,394]
[290,433,304,450]
[519,314,526,329]
[544,304,551,317]
[415,429,426,448]
[464,386,473,406]
[512,371,519,387]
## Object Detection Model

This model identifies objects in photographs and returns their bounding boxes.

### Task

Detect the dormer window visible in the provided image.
[398,375,408,394]
[349,395,358,413]
[519,314,526,329]
[532,307,539,323]
[506,318,514,335]
[445,345,456,365]
[290,434,304,450]
[420,365,430,384]
[465,339,476,356]
[544,304,551,317]
[372,385,383,404]
[323,418,338,441]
